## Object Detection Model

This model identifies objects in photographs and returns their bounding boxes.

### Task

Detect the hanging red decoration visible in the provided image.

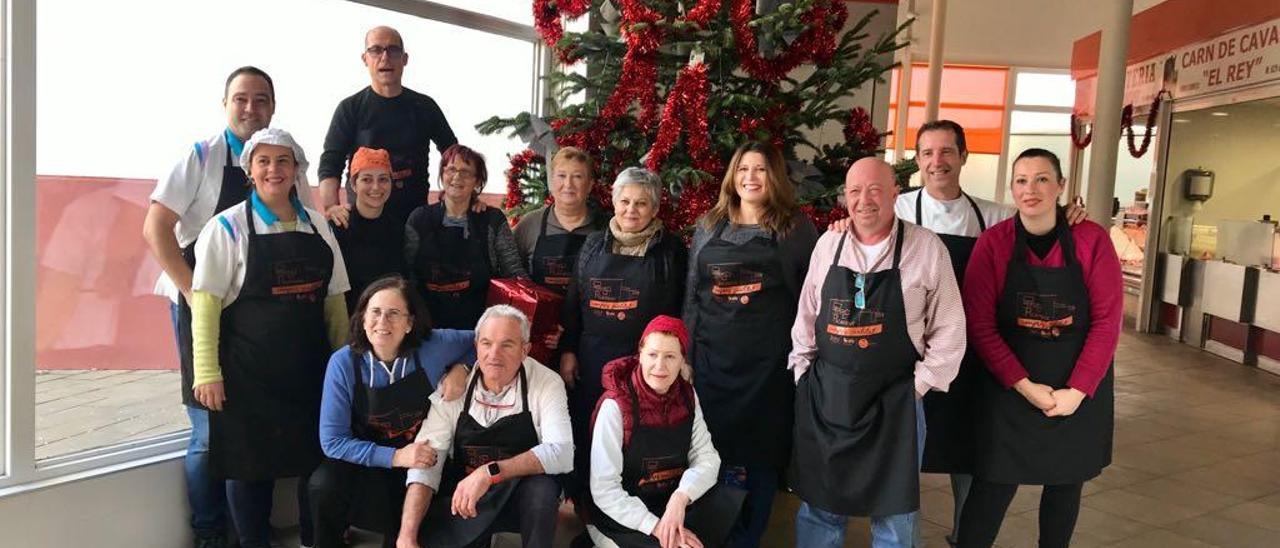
[1069,113,1093,149]
[730,0,846,82]
[1121,94,1164,158]
[843,106,881,153]
[533,0,592,64]
[504,149,544,213]
[646,62,720,173]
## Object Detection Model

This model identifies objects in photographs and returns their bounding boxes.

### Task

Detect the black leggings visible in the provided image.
[956,480,1083,548]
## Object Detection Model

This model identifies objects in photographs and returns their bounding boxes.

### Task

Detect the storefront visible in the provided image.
[1072,0,1280,374]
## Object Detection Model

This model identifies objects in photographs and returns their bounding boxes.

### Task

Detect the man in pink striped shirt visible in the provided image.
[787,158,967,548]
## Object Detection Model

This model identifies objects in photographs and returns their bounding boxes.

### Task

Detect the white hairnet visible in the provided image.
[239,127,314,207]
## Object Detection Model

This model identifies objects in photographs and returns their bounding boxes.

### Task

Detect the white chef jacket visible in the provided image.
[895,188,1014,238]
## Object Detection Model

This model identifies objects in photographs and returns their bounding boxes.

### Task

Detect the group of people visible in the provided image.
[142,23,1122,548]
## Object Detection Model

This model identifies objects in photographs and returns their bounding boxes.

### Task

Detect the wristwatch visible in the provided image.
[486,462,502,485]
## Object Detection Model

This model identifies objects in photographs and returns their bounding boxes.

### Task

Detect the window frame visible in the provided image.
[1,0,546,494]
[994,67,1075,204]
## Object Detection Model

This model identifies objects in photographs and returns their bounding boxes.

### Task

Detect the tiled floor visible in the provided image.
[34,369,186,460]
[304,329,1280,547]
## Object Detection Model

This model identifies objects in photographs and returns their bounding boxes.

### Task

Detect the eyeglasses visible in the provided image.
[854,273,866,310]
[365,44,405,59]
[444,166,477,181]
[367,307,407,323]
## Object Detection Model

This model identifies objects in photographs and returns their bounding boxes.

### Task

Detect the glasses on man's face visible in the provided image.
[444,166,477,181]
[854,273,866,310]
[367,307,407,323]
[365,44,405,59]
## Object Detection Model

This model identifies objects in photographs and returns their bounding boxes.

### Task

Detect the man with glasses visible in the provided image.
[319,26,458,226]
[786,158,966,548]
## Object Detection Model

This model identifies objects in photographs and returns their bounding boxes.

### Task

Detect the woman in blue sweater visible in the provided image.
[309,275,474,548]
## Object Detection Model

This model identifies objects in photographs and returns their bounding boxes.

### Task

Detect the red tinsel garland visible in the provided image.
[505,149,543,212]
[843,106,880,153]
[533,0,592,64]
[1121,94,1163,158]
[1069,113,1093,149]
[646,62,719,173]
[731,0,846,82]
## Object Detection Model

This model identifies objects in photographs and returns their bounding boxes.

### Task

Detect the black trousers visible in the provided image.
[308,458,407,548]
[956,479,1083,548]
[463,474,561,548]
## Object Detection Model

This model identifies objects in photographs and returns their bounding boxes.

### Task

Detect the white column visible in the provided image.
[923,0,947,122]
[893,0,917,161]
[1085,0,1134,227]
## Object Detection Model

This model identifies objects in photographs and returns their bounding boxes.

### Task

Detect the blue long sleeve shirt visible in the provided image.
[319,329,476,468]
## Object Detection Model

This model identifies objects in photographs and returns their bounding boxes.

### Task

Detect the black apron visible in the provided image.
[529,210,590,295]
[210,198,334,480]
[413,203,492,329]
[343,350,434,531]
[334,208,407,313]
[423,368,542,547]
[570,231,669,449]
[975,213,1114,485]
[177,144,251,407]
[592,381,743,548]
[691,220,794,467]
[918,190,986,474]
[789,222,921,517]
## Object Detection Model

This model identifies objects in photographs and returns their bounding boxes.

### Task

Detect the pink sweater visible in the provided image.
[962,219,1122,397]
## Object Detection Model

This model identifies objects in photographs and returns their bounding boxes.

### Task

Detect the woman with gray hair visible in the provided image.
[559,166,689,508]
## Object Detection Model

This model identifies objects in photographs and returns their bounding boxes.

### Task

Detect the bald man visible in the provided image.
[318,26,458,225]
[787,159,967,548]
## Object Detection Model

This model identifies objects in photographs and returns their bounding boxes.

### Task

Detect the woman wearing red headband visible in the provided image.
[329,146,410,313]
[585,315,743,548]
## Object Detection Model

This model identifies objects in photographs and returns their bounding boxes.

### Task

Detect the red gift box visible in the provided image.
[486,278,563,366]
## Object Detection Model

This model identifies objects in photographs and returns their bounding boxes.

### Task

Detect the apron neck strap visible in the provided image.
[1013,207,1072,264]
[539,207,552,238]
[917,189,987,232]
[891,219,905,270]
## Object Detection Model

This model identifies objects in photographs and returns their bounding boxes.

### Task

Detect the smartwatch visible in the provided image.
[487,462,502,485]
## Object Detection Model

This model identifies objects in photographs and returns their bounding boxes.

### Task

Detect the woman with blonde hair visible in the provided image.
[682,141,818,547]
[513,146,610,294]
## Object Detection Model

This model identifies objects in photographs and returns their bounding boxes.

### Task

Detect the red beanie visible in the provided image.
[639,315,689,355]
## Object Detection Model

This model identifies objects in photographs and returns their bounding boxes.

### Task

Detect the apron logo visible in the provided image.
[271,280,324,298]
[826,299,885,347]
[367,409,427,442]
[637,456,686,490]
[1016,292,1076,339]
[427,263,471,293]
[540,257,573,287]
[709,263,764,303]
[462,446,516,474]
[588,278,641,319]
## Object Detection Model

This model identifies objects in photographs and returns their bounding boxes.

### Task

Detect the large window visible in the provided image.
[8,0,541,481]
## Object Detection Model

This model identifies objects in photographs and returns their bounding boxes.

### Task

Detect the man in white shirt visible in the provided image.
[398,305,572,548]
[141,66,306,548]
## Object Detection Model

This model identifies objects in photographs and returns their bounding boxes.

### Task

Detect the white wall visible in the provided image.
[904,0,1167,68]
[1161,101,1280,227]
[0,461,189,547]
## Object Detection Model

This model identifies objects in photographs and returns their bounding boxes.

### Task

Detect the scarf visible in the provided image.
[609,217,662,257]
[591,355,694,448]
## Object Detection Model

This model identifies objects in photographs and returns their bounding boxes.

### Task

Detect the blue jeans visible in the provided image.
[724,464,780,548]
[175,303,230,539]
[795,398,927,548]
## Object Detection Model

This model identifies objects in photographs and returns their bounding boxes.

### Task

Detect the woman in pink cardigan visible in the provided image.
[958,148,1122,548]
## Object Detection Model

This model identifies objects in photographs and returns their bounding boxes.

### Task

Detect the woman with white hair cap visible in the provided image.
[559,166,688,508]
[189,127,351,548]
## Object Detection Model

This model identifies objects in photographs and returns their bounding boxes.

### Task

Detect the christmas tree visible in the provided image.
[478,0,910,233]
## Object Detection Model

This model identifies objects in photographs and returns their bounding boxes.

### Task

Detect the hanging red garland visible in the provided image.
[731,0,846,82]
[533,0,592,64]
[504,149,544,212]
[1121,94,1164,158]
[1069,113,1093,149]
[843,106,881,153]
[646,62,720,173]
